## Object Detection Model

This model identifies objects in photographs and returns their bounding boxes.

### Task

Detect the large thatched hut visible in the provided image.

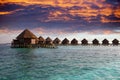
[45,37,53,45]
[81,38,88,45]
[112,39,119,45]
[102,39,109,45]
[53,38,61,45]
[12,29,38,48]
[92,39,99,45]
[71,38,78,45]
[38,36,45,45]
[62,38,69,45]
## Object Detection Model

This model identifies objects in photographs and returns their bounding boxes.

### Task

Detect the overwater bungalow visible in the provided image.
[92,39,99,45]
[112,39,119,45]
[53,38,61,45]
[38,36,45,45]
[81,38,88,45]
[102,39,109,45]
[62,38,69,45]
[71,38,78,45]
[45,37,53,45]
[11,29,38,48]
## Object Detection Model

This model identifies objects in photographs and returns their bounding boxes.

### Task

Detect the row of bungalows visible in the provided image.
[11,29,120,48]
[60,38,119,46]
[37,37,119,46]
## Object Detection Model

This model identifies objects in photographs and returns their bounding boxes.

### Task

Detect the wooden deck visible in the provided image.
[11,44,57,48]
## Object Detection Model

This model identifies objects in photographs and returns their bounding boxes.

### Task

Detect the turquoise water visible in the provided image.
[0,44,120,80]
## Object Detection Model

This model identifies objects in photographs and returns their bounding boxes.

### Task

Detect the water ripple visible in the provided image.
[0,45,120,80]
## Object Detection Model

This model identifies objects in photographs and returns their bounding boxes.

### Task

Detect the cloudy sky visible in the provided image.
[0,0,120,43]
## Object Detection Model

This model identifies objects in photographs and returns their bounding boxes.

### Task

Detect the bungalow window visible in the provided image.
[31,39,36,44]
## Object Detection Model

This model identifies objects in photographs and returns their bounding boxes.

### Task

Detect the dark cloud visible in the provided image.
[0,3,24,12]
[0,1,120,34]
[106,0,120,5]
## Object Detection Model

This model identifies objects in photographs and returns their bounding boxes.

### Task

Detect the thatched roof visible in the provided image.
[81,38,88,42]
[62,38,69,44]
[92,39,99,45]
[92,39,99,42]
[38,36,45,41]
[81,38,88,45]
[46,37,52,42]
[102,39,109,45]
[17,29,37,39]
[72,38,78,42]
[102,39,109,42]
[112,39,119,43]
[62,38,69,42]
[71,38,78,44]
[53,38,61,42]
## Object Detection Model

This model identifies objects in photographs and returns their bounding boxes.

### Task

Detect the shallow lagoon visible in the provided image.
[0,44,120,80]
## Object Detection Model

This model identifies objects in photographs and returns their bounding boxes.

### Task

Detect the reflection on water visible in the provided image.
[0,45,120,80]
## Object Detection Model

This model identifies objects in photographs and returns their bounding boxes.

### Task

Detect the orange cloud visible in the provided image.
[43,10,74,22]
[114,7,120,18]
[0,0,108,7]
[50,11,62,17]
[0,11,13,15]
[0,0,56,7]
[0,28,22,34]
[88,29,115,35]
[0,28,8,33]
[0,8,23,15]
[69,9,98,17]
[47,7,119,22]
[32,27,45,34]
[103,30,113,35]
[0,0,119,23]
[99,7,113,16]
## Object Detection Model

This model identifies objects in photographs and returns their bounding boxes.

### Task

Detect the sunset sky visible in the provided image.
[0,0,120,43]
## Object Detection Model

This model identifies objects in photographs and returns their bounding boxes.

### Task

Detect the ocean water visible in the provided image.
[0,44,120,80]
